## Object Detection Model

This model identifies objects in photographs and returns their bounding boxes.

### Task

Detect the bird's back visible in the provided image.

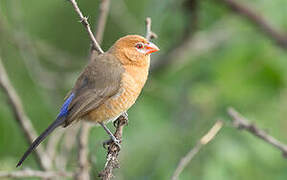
[64,53,125,125]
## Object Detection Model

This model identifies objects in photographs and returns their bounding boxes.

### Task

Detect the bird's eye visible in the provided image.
[135,43,144,49]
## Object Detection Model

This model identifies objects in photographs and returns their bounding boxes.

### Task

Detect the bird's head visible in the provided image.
[109,35,159,66]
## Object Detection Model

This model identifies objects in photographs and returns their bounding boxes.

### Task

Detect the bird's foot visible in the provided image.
[113,112,128,128]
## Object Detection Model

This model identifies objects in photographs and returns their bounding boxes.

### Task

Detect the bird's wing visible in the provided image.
[64,54,124,126]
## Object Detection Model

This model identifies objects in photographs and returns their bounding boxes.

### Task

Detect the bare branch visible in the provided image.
[75,123,92,180]
[55,125,81,170]
[46,129,65,163]
[145,17,158,41]
[227,107,287,157]
[0,170,73,179]
[220,0,287,49]
[171,121,223,180]
[99,113,128,180]
[90,0,111,61]
[0,57,51,170]
[95,0,111,44]
[69,0,104,55]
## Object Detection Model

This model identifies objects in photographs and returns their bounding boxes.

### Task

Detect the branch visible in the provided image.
[0,170,72,179]
[145,17,158,41]
[227,107,287,157]
[69,0,104,55]
[55,125,80,170]
[95,0,111,44]
[90,0,111,60]
[220,0,287,49]
[98,113,128,180]
[0,57,51,170]
[171,121,223,180]
[46,129,65,163]
[75,123,92,180]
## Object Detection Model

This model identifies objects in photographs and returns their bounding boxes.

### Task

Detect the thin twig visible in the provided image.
[171,121,223,180]
[95,0,111,44]
[145,17,158,41]
[98,113,128,180]
[90,0,111,60]
[46,129,65,163]
[75,123,92,180]
[220,0,287,48]
[0,57,51,170]
[227,107,287,157]
[69,0,104,55]
[0,170,73,179]
[56,125,81,170]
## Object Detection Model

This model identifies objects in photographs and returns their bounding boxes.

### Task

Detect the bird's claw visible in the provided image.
[102,137,121,150]
[114,140,121,150]
[113,112,129,128]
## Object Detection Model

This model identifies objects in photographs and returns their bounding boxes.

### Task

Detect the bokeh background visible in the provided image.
[1,0,287,179]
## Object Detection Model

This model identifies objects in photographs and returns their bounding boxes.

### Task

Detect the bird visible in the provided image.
[16,35,159,167]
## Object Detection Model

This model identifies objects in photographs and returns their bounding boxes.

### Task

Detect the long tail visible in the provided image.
[16,117,65,167]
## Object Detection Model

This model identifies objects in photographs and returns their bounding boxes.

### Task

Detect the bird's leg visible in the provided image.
[99,122,121,149]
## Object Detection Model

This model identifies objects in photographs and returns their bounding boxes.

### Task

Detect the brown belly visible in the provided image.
[85,72,142,123]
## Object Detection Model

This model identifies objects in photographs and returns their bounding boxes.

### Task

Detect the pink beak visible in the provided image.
[145,42,160,55]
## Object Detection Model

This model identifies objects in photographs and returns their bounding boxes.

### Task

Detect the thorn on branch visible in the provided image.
[69,0,104,55]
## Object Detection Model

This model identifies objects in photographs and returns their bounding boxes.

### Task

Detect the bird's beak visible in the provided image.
[145,42,160,55]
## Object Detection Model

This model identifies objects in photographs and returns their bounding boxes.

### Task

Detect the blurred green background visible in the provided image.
[1,0,287,179]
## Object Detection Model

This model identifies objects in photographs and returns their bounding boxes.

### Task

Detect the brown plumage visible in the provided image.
[17,35,159,167]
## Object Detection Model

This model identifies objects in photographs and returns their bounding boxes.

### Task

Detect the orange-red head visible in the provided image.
[109,35,159,66]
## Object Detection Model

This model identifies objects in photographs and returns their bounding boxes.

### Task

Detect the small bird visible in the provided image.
[17,35,159,167]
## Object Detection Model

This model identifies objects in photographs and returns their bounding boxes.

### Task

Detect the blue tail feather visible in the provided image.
[57,93,75,118]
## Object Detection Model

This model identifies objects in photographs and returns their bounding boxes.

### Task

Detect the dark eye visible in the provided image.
[135,43,144,49]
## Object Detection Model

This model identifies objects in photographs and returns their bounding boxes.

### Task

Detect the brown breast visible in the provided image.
[86,64,149,123]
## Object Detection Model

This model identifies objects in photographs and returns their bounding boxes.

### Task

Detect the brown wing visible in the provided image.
[64,53,124,126]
